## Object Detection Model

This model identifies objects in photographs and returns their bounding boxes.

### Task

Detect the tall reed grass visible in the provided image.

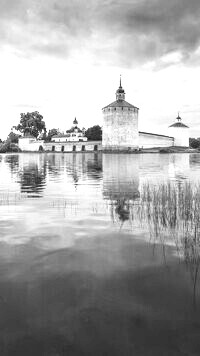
[108,181,200,305]
[138,181,200,307]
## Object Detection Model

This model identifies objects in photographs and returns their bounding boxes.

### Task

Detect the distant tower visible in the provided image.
[169,113,189,147]
[102,76,139,151]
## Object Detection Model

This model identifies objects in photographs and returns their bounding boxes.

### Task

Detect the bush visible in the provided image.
[0,142,20,153]
[189,138,200,149]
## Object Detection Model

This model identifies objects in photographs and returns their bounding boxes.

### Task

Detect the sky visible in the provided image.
[0,0,200,139]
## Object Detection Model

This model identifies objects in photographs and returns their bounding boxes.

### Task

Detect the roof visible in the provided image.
[66,126,82,133]
[20,135,35,139]
[102,100,139,110]
[52,134,67,138]
[169,122,189,128]
[139,131,174,139]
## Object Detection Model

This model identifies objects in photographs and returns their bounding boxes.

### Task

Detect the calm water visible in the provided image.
[0,152,200,355]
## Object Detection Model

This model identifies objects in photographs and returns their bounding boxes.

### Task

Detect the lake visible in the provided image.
[0,152,200,355]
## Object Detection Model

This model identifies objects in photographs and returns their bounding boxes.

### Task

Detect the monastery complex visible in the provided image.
[102,77,189,151]
[19,78,190,152]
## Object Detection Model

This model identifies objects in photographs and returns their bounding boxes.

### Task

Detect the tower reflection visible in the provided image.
[168,154,190,182]
[103,154,139,223]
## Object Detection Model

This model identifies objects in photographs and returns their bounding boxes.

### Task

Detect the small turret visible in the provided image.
[169,113,189,147]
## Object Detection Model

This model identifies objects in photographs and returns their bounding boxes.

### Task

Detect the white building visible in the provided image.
[51,118,88,143]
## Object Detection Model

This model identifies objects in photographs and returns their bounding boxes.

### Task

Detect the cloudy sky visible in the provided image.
[0,0,200,139]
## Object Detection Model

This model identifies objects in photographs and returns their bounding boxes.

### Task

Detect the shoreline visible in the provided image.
[0,146,199,154]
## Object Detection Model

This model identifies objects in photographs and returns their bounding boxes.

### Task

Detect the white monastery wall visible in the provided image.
[102,107,139,151]
[19,137,44,151]
[139,132,174,148]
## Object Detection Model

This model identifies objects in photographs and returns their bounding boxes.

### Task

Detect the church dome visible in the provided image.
[73,117,78,125]
[116,86,125,94]
[116,76,125,101]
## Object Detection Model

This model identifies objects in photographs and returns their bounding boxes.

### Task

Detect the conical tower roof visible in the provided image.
[169,113,189,128]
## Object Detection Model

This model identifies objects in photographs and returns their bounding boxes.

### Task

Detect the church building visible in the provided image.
[102,78,189,150]
[51,118,87,143]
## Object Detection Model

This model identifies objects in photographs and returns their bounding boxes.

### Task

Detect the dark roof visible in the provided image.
[139,131,174,139]
[102,100,139,110]
[169,122,189,128]
[73,118,78,124]
[66,126,82,133]
[21,135,35,139]
[52,134,67,138]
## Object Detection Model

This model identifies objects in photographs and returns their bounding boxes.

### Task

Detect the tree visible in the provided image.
[189,138,200,149]
[7,131,20,144]
[85,125,102,141]
[45,128,58,142]
[14,111,46,138]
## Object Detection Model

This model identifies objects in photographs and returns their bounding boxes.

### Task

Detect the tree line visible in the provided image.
[0,111,102,152]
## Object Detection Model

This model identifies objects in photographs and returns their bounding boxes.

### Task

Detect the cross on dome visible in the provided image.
[176,112,181,122]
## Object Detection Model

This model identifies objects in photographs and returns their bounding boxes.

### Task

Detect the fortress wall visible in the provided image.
[103,107,139,151]
[139,132,174,148]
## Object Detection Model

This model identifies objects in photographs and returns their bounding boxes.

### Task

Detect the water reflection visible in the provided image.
[87,153,102,180]
[0,153,200,354]
[4,154,19,174]
[103,154,139,224]
[18,154,47,197]
[168,154,190,181]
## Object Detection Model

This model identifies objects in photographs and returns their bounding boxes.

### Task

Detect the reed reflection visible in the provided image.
[103,154,139,225]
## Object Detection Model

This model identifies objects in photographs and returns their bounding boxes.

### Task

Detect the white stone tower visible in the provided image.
[102,77,139,151]
[168,113,189,147]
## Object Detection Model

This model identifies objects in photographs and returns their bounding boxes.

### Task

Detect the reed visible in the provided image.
[138,181,200,307]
